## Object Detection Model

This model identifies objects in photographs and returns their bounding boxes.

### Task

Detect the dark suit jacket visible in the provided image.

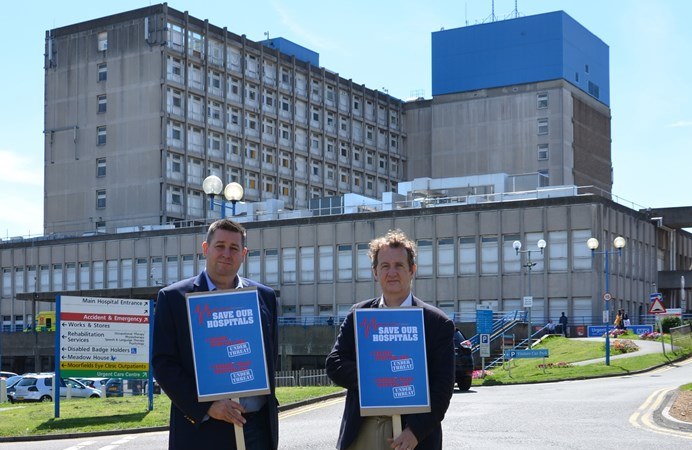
[326,297,455,450]
[152,272,279,450]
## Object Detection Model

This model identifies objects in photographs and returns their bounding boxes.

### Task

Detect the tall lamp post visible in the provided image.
[513,239,547,349]
[202,175,244,218]
[587,235,626,366]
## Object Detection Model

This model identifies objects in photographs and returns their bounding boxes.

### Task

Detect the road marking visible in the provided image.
[279,397,344,419]
[630,387,692,440]
[62,442,97,450]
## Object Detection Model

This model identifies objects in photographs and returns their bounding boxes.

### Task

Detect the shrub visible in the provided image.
[611,339,639,354]
[473,370,493,379]
[640,331,662,340]
[660,316,682,333]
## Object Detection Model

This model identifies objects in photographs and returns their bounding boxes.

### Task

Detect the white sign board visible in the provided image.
[58,295,151,379]
[523,296,533,308]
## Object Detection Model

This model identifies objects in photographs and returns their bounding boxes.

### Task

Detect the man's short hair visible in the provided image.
[206,219,246,247]
[368,229,416,268]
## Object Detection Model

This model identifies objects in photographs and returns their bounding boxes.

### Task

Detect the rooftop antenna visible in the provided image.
[264,31,269,41]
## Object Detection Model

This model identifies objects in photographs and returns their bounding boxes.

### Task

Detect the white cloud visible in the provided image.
[666,120,692,128]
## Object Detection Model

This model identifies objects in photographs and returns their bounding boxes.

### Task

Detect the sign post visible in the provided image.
[57,295,152,418]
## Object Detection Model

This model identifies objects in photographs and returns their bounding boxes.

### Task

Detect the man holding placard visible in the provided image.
[152,219,279,450]
[326,229,455,450]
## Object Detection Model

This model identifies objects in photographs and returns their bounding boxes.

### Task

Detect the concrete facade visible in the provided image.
[44,4,406,235]
[4,194,691,372]
[405,79,612,193]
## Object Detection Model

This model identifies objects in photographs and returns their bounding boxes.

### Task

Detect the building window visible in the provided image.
[337,244,353,281]
[537,92,548,109]
[300,247,315,283]
[458,237,476,275]
[319,246,333,282]
[537,118,549,135]
[96,190,106,209]
[417,240,433,277]
[438,238,454,276]
[538,144,549,161]
[572,229,592,270]
[549,231,568,271]
[97,63,107,82]
[96,158,106,177]
[247,250,260,281]
[502,234,521,273]
[282,248,296,283]
[97,126,107,145]
[481,236,498,274]
[97,31,108,51]
[265,249,279,285]
[97,95,107,113]
[356,243,371,280]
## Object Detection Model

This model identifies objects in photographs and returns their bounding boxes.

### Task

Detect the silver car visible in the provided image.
[9,374,102,402]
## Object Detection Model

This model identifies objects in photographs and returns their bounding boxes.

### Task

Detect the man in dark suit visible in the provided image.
[152,219,279,450]
[326,229,455,450]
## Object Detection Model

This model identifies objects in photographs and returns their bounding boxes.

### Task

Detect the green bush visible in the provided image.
[660,316,682,333]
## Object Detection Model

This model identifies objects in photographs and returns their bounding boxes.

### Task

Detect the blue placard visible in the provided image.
[186,288,270,402]
[504,349,549,359]
[354,308,431,416]
[587,325,653,337]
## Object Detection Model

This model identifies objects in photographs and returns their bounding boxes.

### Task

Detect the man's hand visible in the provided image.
[207,398,246,426]
[387,426,418,450]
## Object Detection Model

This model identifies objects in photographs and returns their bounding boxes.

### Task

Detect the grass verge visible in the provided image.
[0,385,343,438]
[475,335,692,386]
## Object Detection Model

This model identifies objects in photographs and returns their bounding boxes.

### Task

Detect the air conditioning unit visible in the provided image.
[98,40,108,51]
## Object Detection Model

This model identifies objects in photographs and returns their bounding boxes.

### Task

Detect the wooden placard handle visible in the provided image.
[233,397,246,450]
[392,414,402,438]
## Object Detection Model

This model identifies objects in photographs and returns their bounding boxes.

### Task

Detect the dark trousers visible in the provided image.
[242,404,271,449]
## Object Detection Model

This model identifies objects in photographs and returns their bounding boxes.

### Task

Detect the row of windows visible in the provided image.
[1,255,201,294]
[164,88,401,152]
[1,231,650,296]
[163,31,401,128]
[166,119,401,169]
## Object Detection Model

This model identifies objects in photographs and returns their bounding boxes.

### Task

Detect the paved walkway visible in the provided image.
[570,337,676,365]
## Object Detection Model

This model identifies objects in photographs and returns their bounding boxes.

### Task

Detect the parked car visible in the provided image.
[77,377,110,391]
[105,378,148,397]
[454,328,475,391]
[8,374,102,403]
[0,371,18,380]
[105,378,125,397]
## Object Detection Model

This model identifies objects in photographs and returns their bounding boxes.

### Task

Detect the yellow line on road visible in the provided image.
[630,387,692,440]
[279,397,344,419]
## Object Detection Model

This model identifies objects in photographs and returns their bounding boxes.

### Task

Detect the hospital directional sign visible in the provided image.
[504,349,549,359]
[57,295,152,379]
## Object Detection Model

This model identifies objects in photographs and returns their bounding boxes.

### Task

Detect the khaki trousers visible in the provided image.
[346,416,393,450]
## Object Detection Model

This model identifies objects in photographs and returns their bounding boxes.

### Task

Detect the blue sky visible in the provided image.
[1,0,690,238]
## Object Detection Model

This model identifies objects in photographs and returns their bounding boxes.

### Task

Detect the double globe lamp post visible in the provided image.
[513,239,547,349]
[202,175,244,218]
[586,236,626,366]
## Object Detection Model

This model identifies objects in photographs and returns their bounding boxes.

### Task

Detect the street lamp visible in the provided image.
[202,175,244,218]
[513,239,547,349]
[587,235,626,366]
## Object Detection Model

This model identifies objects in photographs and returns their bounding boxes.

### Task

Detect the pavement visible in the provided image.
[570,336,691,433]
[1,338,689,442]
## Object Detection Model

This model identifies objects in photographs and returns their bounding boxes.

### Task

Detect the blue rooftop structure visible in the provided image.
[432,11,609,106]
[261,37,319,67]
